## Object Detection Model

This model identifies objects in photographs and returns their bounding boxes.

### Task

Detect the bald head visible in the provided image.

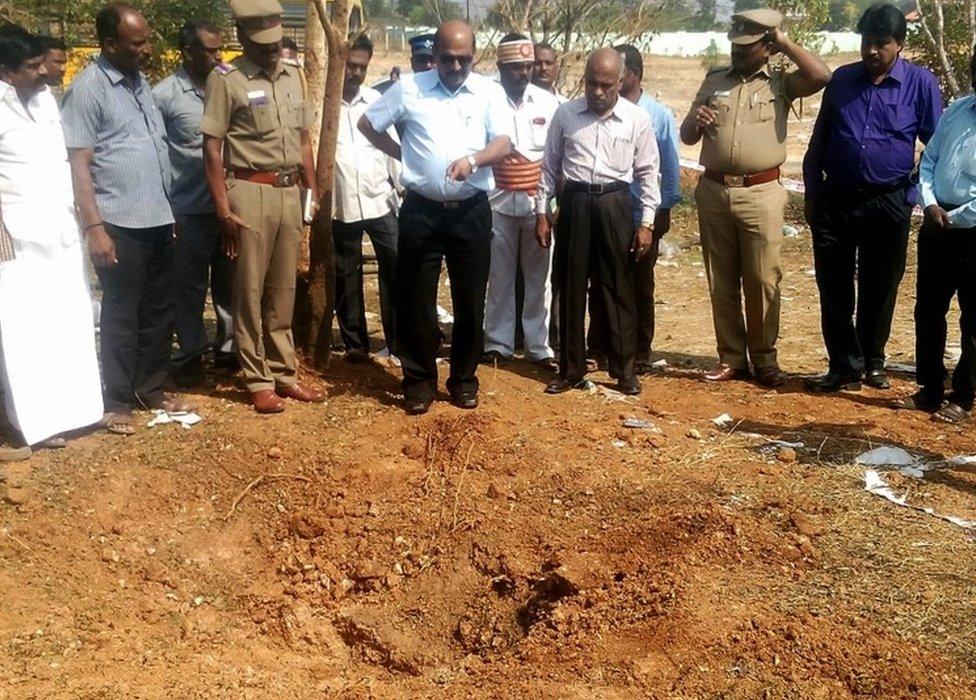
[584,47,622,115]
[96,3,152,72]
[434,20,475,91]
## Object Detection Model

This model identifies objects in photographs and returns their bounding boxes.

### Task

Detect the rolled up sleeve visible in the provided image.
[61,78,100,150]
[365,80,404,134]
[200,72,232,138]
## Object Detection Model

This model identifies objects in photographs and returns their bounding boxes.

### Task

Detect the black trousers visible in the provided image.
[555,186,637,382]
[810,186,911,375]
[587,234,659,363]
[915,217,976,408]
[95,223,175,411]
[333,213,399,354]
[396,191,491,401]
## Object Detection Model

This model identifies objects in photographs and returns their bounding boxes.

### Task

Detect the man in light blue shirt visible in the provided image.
[154,20,235,388]
[909,53,976,423]
[588,44,681,374]
[359,20,513,415]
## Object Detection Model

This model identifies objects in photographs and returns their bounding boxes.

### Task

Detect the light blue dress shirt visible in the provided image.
[364,70,513,202]
[630,92,681,223]
[920,94,976,229]
[61,55,173,229]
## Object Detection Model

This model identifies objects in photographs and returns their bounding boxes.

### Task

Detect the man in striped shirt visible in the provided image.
[536,48,661,396]
[63,3,190,434]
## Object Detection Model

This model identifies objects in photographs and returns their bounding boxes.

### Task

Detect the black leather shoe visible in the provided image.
[451,391,479,409]
[864,369,890,389]
[175,357,204,388]
[617,376,641,395]
[480,350,507,365]
[803,371,861,393]
[404,395,434,415]
[545,377,586,394]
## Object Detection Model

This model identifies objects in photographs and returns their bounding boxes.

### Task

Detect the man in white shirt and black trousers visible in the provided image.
[359,20,513,415]
[333,33,399,363]
[536,48,661,396]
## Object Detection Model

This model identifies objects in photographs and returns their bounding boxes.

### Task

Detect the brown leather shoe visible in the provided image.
[252,389,285,414]
[704,364,751,382]
[754,366,787,387]
[276,383,326,403]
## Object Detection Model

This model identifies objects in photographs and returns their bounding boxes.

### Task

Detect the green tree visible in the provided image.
[908,0,973,101]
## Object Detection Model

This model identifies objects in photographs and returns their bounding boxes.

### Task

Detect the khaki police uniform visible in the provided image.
[200,54,310,392]
[689,8,801,372]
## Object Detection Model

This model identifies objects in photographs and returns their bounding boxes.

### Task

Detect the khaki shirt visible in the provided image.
[200,56,310,171]
[691,65,797,175]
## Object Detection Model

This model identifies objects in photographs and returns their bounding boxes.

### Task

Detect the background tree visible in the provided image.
[909,0,974,100]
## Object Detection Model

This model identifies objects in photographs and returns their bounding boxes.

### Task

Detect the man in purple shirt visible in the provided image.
[803,2,942,393]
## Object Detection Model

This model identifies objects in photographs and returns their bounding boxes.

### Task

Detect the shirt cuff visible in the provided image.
[641,207,657,224]
[535,196,548,215]
[919,187,938,210]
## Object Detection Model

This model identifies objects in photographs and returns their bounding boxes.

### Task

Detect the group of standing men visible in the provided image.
[0,0,973,456]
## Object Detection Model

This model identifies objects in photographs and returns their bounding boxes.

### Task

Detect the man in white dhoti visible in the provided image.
[0,26,103,453]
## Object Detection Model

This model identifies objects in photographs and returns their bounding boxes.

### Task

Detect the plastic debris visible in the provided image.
[863,470,976,530]
[436,305,454,325]
[855,446,917,467]
[651,359,668,369]
[782,224,800,237]
[622,417,653,429]
[147,410,202,429]
[712,413,733,428]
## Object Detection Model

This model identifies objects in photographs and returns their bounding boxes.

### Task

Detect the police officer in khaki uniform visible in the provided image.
[680,9,830,387]
[202,0,325,413]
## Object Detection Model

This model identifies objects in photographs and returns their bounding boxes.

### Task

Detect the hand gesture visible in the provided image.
[695,105,718,131]
[219,212,249,259]
[446,157,474,182]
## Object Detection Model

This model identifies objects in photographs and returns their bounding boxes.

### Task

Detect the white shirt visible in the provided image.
[0,84,78,246]
[335,85,399,223]
[538,97,661,222]
[489,83,561,218]
[365,70,513,201]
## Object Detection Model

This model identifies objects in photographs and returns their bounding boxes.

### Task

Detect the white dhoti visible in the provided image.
[483,211,554,360]
[0,239,103,445]
[0,84,104,445]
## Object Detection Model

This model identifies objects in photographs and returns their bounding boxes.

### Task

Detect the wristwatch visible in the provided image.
[466,155,478,173]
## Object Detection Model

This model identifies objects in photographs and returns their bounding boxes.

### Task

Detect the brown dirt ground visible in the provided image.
[4,54,976,699]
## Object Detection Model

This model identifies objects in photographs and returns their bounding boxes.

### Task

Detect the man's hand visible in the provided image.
[925,204,952,229]
[535,214,552,248]
[219,212,249,259]
[446,156,474,182]
[87,225,118,268]
[632,225,654,259]
[653,209,671,238]
[767,27,788,54]
[694,105,718,131]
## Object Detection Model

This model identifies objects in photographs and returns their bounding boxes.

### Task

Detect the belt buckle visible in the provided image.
[725,174,745,187]
[275,171,296,187]
[587,183,603,195]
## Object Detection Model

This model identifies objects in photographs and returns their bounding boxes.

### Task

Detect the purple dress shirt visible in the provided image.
[803,57,942,202]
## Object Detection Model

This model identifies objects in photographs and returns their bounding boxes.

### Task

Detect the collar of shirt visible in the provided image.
[417,69,483,99]
[174,67,204,98]
[858,55,907,85]
[723,65,771,83]
[237,56,287,81]
[342,86,374,107]
[96,54,144,87]
[574,96,625,123]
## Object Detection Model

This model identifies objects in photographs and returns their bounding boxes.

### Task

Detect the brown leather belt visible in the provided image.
[704,167,779,188]
[232,168,300,187]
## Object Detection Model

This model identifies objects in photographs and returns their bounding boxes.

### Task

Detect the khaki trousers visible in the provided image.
[227,179,302,392]
[695,176,786,370]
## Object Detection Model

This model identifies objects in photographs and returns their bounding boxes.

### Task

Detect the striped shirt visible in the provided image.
[537,96,661,223]
[61,55,173,228]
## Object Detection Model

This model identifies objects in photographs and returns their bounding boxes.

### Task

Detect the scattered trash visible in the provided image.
[863,470,976,530]
[147,410,202,429]
[944,344,962,362]
[657,260,679,268]
[436,305,454,325]
[855,446,926,477]
[651,359,668,369]
[804,268,817,276]
[947,455,976,466]
[591,383,634,403]
[610,439,627,449]
[782,224,800,238]
[658,239,681,260]
[759,439,804,456]
[885,362,916,375]
[712,413,733,428]
[622,417,652,429]
[687,428,702,440]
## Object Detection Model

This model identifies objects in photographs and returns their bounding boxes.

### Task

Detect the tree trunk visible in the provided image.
[295,0,352,371]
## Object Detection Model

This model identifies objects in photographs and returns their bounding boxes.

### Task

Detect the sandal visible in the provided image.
[533,357,559,373]
[150,393,197,414]
[102,411,135,436]
[892,392,941,412]
[933,402,971,424]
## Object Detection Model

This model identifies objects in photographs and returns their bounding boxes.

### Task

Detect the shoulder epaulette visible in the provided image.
[215,63,236,76]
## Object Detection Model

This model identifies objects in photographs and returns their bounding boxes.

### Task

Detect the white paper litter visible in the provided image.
[589,383,635,403]
[947,455,976,466]
[622,417,652,429]
[712,413,733,427]
[759,439,804,454]
[657,260,679,268]
[651,359,668,368]
[436,305,454,324]
[147,410,202,429]
[855,446,927,477]
[863,470,976,530]
[610,439,627,449]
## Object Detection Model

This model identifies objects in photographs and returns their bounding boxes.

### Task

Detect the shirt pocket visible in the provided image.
[607,135,634,169]
[706,93,732,127]
[754,93,778,123]
[250,103,276,134]
[286,95,307,129]
[880,95,915,133]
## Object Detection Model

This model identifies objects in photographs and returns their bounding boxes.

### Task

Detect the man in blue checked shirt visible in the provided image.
[587,44,681,376]
[901,50,976,424]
